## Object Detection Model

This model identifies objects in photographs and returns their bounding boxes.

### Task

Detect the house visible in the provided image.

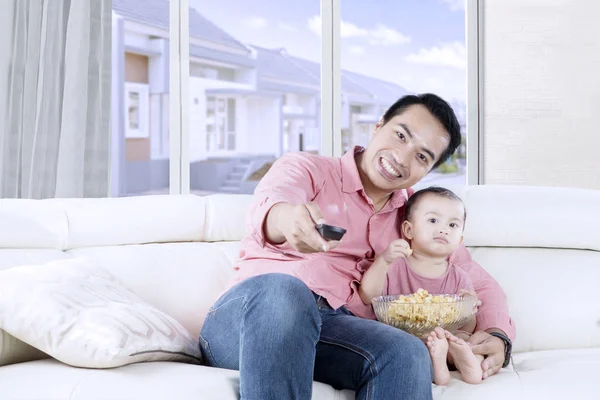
[112,0,464,195]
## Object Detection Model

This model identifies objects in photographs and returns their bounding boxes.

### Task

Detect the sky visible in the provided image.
[190,0,466,103]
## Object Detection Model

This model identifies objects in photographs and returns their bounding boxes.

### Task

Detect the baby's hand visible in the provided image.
[381,239,412,264]
[458,289,482,314]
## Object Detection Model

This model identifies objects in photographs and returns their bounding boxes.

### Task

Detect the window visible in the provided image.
[125,83,149,138]
[340,0,468,188]
[188,0,323,195]
[205,96,236,153]
[110,0,473,197]
[112,0,171,196]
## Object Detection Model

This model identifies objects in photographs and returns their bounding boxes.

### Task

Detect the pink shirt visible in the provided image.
[384,258,474,296]
[228,146,516,340]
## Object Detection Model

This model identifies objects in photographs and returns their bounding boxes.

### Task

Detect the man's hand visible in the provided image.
[380,239,412,264]
[468,330,507,379]
[265,202,341,253]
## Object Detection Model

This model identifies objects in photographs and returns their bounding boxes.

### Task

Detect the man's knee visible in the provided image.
[248,274,320,334]
[379,331,431,372]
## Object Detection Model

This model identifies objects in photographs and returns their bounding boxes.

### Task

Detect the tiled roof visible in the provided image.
[113,1,422,106]
[252,47,319,87]
[112,0,250,54]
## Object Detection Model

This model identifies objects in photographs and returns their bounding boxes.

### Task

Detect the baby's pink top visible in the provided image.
[384,258,474,296]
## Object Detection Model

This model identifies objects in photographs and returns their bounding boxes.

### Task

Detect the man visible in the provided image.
[199,94,515,400]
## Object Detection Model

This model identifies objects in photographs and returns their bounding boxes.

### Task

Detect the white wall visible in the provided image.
[245,97,281,156]
[482,0,600,189]
[189,79,207,161]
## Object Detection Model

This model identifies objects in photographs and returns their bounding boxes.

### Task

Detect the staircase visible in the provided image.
[219,159,253,193]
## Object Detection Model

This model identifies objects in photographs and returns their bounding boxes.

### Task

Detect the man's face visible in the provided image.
[361,104,450,192]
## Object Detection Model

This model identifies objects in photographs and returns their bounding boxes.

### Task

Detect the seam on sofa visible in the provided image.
[62,208,71,251]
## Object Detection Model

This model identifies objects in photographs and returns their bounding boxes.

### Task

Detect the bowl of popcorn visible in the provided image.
[372,289,478,339]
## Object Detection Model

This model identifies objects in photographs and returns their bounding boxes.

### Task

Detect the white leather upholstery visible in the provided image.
[470,247,600,353]
[0,185,599,399]
[0,200,68,249]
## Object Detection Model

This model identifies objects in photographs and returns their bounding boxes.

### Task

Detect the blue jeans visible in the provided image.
[199,273,433,400]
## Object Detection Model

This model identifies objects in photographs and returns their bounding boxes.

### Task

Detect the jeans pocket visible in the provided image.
[198,334,220,368]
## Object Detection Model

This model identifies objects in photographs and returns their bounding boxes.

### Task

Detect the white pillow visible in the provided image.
[0,258,202,368]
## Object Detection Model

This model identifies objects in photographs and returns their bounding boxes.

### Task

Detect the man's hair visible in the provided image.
[382,93,461,170]
[404,186,466,222]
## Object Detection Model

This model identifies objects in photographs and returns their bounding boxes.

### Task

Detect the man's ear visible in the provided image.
[402,220,413,240]
[372,117,384,135]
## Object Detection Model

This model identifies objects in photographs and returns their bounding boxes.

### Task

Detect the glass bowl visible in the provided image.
[372,289,478,339]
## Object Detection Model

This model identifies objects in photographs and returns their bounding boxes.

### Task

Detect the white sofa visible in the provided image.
[0,185,599,400]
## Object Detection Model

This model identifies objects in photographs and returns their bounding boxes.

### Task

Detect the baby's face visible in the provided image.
[405,194,465,257]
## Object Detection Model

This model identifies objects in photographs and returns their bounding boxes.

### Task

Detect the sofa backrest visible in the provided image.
[0,185,599,356]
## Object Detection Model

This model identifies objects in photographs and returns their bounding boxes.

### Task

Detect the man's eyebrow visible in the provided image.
[399,123,436,161]
[399,123,413,139]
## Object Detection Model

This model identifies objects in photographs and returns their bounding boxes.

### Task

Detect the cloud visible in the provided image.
[405,42,466,69]
[308,16,409,46]
[441,0,465,11]
[368,24,411,46]
[341,20,369,38]
[307,15,321,35]
[349,46,365,55]
[278,22,298,32]
[243,16,267,29]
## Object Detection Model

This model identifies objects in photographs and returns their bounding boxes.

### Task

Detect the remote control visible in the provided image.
[316,223,347,241]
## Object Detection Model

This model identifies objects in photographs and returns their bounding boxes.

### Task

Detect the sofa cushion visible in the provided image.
[1,349,599,400]
[0,200,68,249]
[68,241,240,337]
[48,195,208,249]
[0,331,47,367]
[0,359,348,400]
[470,247,600,353]
[448,185,600,252]
[0,258,202,368]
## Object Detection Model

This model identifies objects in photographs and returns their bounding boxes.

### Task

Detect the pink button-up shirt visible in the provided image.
[228,146,516,340]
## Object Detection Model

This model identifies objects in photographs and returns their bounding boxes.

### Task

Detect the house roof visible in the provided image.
[286,56,374,100]
[112,0,250,54]
[252,47,319,89]
[343,71,410,105]
[190,44,255,68]
[113,1,416,106]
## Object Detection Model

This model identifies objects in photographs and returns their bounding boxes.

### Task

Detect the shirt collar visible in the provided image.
[340,145,410,210]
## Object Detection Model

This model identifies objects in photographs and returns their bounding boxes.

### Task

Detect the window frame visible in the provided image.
[167,0,480,194]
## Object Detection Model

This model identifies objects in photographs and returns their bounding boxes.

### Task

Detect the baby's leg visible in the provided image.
[445,330,483,384]
[426,327,451,386]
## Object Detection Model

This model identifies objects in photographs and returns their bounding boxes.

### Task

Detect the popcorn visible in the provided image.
[380,289,472,337]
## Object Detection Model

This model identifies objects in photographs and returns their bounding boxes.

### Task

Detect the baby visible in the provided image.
[358,186,483,385]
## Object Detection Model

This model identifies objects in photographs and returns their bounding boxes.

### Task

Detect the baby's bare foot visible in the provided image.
[426,327,451,386]
[446,331,483,384]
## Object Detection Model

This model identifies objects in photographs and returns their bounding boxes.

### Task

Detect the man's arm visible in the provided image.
[450,245,515,379]
[248,152,336,253]
[450,245,516,340]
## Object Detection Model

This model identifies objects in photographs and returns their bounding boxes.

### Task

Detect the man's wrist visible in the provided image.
[487,329,512,368]
[264,202,289,244]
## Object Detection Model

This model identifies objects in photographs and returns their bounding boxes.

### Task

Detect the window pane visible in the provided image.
[188,0,322,195]
[111,0,171,196]
[340,0,467,188]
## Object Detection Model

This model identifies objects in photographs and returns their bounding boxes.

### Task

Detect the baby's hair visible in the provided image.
[404,186,466,222]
